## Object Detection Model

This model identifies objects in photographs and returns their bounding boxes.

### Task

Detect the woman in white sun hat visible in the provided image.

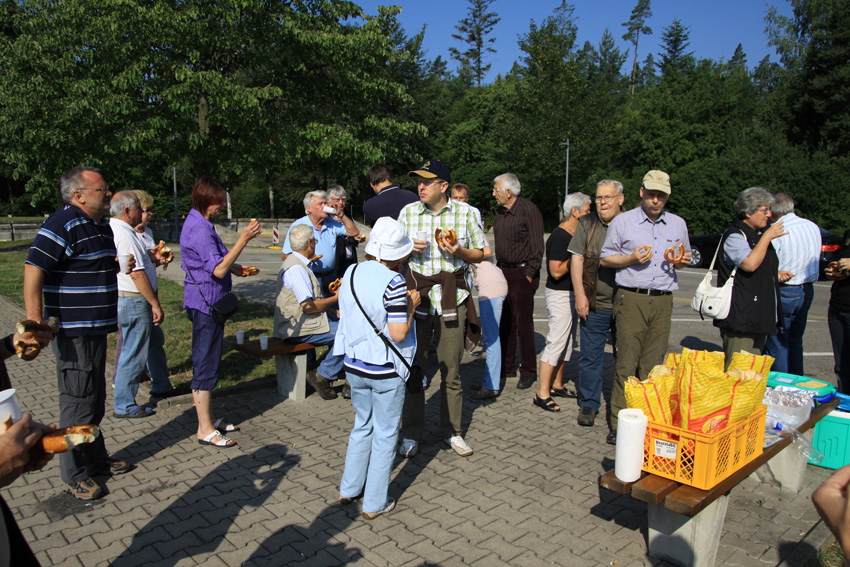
[334,217,420,520]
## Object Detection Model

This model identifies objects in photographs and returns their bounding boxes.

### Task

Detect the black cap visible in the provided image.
[408,159,451,185]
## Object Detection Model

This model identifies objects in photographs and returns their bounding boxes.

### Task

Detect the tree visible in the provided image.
[621,0,653,96]
[449,0,501,87]
[659,19,695,77]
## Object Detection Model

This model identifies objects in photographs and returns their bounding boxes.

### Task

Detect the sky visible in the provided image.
[356,0,794,83]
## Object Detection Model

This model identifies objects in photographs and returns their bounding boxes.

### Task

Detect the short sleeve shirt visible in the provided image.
[545,227,573,291]
[282,216,346,275]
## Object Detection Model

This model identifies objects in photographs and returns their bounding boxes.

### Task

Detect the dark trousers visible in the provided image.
[53,334,109,484]
[499,267,539,380]
[764,283,814,375]
[187,309,224,391]
[829,307,850,394]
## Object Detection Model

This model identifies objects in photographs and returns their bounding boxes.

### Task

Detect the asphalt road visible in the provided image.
[162,245,840,386]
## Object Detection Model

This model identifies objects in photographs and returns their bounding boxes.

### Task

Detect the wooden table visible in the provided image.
[600,398,838,566]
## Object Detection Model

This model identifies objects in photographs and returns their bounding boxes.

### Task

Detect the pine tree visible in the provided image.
[449,0,501,87]
[659,18,694,76]
[621,0,653,96]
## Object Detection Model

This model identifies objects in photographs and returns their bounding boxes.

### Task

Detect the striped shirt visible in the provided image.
[772,213,822,285]
[397,199,485,314]
[493,196,545,279]
[281,253,315,303]
[343,273,408,378]
[25,204,118,336]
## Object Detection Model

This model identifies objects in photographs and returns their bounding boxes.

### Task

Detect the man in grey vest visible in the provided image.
[274,224,345,400]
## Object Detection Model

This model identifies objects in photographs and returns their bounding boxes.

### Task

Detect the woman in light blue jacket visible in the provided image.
[334,218,419,520]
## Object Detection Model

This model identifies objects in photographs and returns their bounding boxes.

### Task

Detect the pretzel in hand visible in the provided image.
[242,266,260,276]
[829,261,849,281]
[435,228,457,247]
[152,240,174,270]
[36,425,100,454]
[14,317,58,361]
[664,243,686,264]
[329,278,342,294]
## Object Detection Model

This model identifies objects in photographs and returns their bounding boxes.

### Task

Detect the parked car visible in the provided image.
[688,228,842,278]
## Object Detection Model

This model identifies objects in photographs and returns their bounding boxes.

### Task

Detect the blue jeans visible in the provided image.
[288,318,344,380]
[478,296,504,391]
[114,297,170,415]
[577,309,615,411]
[340,373,405,513]
[765,283,814,375]
[829,307,850,394]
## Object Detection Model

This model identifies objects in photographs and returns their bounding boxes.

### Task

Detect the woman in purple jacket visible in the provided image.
[180,177,261,448]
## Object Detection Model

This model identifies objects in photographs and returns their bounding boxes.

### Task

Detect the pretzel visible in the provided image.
[830,261,849,280]
[329,278,342,293]
[664,243,686,264]
[309,254,323,262]
[434,228,457,246]
[636,245,653,257]
[14,317,57,361]
[242,266,259,276]
[36,425,100,454]
[153,240,174,270]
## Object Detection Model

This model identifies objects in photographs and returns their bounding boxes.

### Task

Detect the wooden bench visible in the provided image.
[600,398,838,567]
[233,337,316,401]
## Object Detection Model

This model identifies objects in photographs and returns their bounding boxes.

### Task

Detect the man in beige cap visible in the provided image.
[599,170,691,444]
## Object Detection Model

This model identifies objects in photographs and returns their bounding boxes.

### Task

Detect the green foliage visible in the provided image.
[449,0,501,87]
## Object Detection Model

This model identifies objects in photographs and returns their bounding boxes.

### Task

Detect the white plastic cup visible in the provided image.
[0,389,23,433]
[259,335,269,350]
[236,330,245,345]
[118,254,133,274]
[415,231,428,243]
[323,205,337,215]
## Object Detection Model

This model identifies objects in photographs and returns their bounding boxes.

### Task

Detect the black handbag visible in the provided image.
[187,268,239,325]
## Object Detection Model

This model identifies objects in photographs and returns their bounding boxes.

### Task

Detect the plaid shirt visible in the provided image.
[398,199,486,314]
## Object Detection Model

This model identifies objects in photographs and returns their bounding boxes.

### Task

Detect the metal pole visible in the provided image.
[560,140,570,195]
[172,167,178,241]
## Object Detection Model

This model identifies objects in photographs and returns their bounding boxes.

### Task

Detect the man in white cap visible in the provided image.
[599,170,690,444]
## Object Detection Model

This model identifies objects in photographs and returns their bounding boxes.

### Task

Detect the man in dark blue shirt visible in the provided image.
[363,164,418,227]
[24,166,130,501]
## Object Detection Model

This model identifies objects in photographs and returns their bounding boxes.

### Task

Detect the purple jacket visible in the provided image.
[180,208,231,315]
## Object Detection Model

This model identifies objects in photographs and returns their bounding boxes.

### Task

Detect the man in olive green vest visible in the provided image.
[274,224,344,400]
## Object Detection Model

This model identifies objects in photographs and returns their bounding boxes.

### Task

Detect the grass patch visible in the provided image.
[0,250,286,392]
[0,239,34,252]
[804,541,846,567]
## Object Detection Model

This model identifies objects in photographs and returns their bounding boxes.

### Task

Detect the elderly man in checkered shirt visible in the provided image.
[396,160,485,458]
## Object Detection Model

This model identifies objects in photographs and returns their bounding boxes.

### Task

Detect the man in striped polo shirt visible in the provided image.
[764,193,822,375]
[24,167,129,501]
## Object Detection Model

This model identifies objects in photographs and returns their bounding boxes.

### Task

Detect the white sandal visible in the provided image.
[213,418,239,432]
[198,430,236,448]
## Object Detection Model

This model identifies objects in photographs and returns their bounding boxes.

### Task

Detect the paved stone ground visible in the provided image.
[0,288,837,567]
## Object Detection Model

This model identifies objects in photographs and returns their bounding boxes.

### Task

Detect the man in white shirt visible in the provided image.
[110,191,175,418]
[275,224,344,400]
[764,193,822,375]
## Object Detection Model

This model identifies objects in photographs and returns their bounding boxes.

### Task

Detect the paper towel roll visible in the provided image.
[615,408,648,483]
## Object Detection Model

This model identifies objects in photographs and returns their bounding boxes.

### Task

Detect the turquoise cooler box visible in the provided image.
[810,396,850,469]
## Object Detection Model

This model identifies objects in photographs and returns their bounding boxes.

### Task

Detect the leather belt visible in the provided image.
[497,261,527,269]
[118,291,143,297]
[619,286,672,297]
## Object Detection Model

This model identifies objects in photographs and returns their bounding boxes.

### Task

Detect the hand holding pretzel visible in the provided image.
[828,261,849,281]
[242,266,260,277]
[435,228,460,254]
[663,243,686,264]
[329,278,342,294]
[632,245,653,265]
[14,317,59,361]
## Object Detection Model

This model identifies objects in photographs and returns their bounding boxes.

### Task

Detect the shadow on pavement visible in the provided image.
[111,444,298,567]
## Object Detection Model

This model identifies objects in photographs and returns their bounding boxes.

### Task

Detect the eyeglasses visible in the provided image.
[755,207,771,214]
[595,195,617,203]
[141,208,151,213]
[419,179,442,187]
[83,185,109,193]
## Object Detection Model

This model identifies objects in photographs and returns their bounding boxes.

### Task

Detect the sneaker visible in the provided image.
[91,458,132,476]
[445,436,473,457]
[307,371,338,400]
[516,375,536,390]
[362,497,395,520]
[342,382,351,400]
[398,438,419,458]
[606,431,617,445]
[577,406,597,427]
[63,478,104,501]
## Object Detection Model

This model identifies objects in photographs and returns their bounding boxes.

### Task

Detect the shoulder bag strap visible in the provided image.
[186,265,213,311]
[348,264,412,371]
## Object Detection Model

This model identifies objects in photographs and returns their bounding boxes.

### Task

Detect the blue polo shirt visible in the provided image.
[26,204,118,336]
[282,216,346,275]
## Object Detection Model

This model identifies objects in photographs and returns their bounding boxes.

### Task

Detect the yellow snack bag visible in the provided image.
[678,360,734,434]
[728,351,774,376]
[625,366,676,425]
[726,368,767,423]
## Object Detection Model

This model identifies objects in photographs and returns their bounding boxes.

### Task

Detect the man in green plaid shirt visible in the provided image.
[396,159,486,459]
